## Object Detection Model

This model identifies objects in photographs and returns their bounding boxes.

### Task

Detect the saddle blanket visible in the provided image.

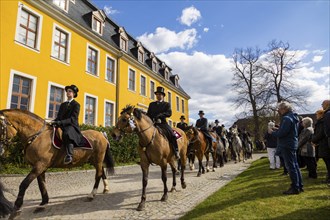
[173,130,182,139]
[52,128,93,150]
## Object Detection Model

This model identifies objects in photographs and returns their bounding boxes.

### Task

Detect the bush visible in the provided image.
[0,124,140,172]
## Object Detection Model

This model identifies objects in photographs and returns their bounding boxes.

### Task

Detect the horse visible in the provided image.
[0,109,115,219]
[185,127,216,176]
[111,105,188,211]
[230,129,244,163]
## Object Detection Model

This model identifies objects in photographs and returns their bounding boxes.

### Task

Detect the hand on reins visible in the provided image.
[51,121,62,127]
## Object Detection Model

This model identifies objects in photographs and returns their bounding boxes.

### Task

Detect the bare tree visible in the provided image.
[260,40,309,110]
[231,47,271,142]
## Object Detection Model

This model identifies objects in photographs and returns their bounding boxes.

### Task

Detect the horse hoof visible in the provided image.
[8,209,21,220]
[86,196,94,202]
[202,170,205,174]
[197,172,201,177]
[170,187,176,192]
[136,203,145,211]
[33,205,47,213]
[161,194,168,201]
[103,189,110,194]
[212,169,216,172]
[181,182,187,189]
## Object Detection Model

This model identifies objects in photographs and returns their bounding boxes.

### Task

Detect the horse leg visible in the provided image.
[197,158,203,177]
[33,172,49,213]
[137,165,149,211]
[160,165,168,201]
[101,168,110,193]
[205,154,210,172]
[170,163,177,192]
[9,167,44,220]
[87,164,103,200]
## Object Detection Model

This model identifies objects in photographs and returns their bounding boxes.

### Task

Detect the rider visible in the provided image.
[212,120,227,147]
[195,110,214,153]
[52,84,85,164]
[177,115,188,131]
[147,86,180,159]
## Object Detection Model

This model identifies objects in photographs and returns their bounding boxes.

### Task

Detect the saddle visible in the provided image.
[155,125,182,140]
[52,127,93,150]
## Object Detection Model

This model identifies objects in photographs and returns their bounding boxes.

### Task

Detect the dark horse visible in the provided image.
[0,109,115,219]
[111,105,188,211]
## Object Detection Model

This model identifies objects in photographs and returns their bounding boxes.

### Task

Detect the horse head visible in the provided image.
[185,126,200,144]
[111,105,135,141]
[0,110,18,155]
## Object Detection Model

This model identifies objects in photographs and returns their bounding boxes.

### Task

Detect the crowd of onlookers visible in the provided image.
[264,99,330,195]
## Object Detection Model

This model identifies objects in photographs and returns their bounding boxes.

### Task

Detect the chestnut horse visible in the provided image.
[111,105,188,211]
[185,127,217,176]
[0,109,115,219]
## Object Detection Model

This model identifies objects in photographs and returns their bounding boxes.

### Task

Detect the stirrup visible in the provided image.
[64,155,72,165]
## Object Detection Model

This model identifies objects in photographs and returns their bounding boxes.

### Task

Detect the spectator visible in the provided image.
[312,109,330,184]
[322,100,330,148]
[298,117,317,179]
[270,101,303,195]
[265,123,280,170]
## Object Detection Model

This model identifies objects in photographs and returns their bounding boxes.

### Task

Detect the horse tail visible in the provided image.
[102,132,115,176]
[0,181,13,217]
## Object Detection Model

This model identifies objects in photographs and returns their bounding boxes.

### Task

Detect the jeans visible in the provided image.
[281,147,303,190]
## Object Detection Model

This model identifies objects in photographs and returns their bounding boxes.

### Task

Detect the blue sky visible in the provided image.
[92,0,330,126]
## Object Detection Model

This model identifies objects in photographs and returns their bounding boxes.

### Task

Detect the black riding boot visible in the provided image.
[208,139,214,153]
[172,139,180,160]
[64,143,74,164]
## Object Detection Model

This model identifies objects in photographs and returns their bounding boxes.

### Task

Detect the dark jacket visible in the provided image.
[177,122,188,131]
[312,117,330,158]
[147,101,171,124]
[212,125,222,136]
[264,132,277,148]
[55,99,84,146]
[196,118,208,132]
[271,111,299,150]
[298,127,314,157]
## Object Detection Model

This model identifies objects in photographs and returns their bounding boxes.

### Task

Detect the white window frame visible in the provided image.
[140,74,147,97]
[83,93,98,125]
[150,80,155,100]
[167,91,172,106]
[45,81,65,119]
[152,60,157,72]
[50,23,71,64]
[85,43,100,77]
[104,99,115,127]
[165,70,169,81]
[128,67,136,92]
[7,69,37,111]
[105,54,116,84]
[92,16,103,35]
[52,0,69,13]
[175,77,179,87]
[176,96,180,112]
[14,2,43,52]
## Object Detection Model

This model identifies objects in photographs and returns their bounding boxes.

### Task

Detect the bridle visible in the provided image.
[0,114,16,147]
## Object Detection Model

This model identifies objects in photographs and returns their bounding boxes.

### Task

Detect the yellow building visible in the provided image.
[0,0,190,127]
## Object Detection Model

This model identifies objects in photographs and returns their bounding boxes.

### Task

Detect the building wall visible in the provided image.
[0,0,189,127]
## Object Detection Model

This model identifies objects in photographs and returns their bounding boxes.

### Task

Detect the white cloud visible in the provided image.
[103,5,119,16]
[203,27,209,32]
[312,55,323,63]
[179,6,201,27]
[137,27,198,53]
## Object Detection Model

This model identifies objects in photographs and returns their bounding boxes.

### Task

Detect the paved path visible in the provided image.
[1,153,266,219]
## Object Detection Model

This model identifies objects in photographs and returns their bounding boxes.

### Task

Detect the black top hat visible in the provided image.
[221,124,225,127]
[215,119,219,123]
[154,86,165,96]
[180,115,186,120]
[198,110,204,115]
[65,84,79,98]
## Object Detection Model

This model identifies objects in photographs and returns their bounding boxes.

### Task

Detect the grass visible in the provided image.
[181,157,330,220]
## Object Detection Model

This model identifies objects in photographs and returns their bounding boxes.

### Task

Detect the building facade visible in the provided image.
[0,0,190,127]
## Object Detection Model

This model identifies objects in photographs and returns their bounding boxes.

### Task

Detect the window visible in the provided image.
[181,99,185,113]
[105,101,114,127]
[128,68,136,91]
[138,50,144,63]
[86,45,99,75]
[150,81,155,100]
[85,96,96,125]
[152,60,157,72]
[53,0,69,12]
[51,26,70,62]
[167,91,172,106]
[15,5,43,50]
[106,56,115,83]
[175,77,179,87]
[10,75,32,110]
[165,70,169,81]
[176,96,180,112]
[120,37,127,51]
[92,17,102,35]
[48,86,64,119]
[140,75,146,96]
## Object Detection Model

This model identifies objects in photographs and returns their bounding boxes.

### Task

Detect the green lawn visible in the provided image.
[181,157,330,220]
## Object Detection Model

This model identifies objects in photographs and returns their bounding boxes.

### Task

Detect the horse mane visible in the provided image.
[120,105,135,115]
[133,108,151,122]
[1,109,44,122]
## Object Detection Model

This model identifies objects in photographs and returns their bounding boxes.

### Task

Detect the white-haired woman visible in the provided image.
[298,117,317,178]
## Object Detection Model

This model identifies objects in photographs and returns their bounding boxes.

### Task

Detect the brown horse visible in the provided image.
[0,109,115,219]
[111,105,188,211]
[185,127,217,176]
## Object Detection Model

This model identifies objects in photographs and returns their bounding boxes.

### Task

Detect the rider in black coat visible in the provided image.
[52,84,85,164]
[177,115,188,131]
[195,110,213,153]
[147,86,180,159]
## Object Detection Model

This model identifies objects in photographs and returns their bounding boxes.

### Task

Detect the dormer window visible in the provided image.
[91,10,106,35]
[165,70,169,81]
[120,37,127,51]
[136,42,145,63]
[138,50,144,63]
[152,60,157,72]
[118,27,128,52]
[175,77,179,87]
[53,0,69,12]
